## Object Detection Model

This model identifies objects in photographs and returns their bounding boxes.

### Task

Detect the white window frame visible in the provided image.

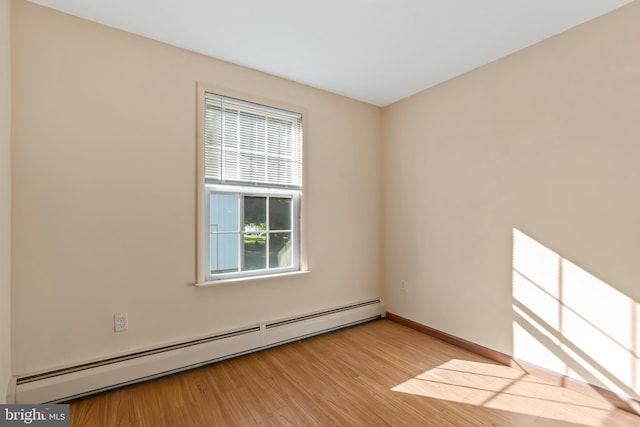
[196,84,305,285]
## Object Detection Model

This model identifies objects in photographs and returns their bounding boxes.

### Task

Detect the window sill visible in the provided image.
[194,270,310,288]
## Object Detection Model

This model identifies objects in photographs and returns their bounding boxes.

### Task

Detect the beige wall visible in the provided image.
[0,0,11,403]
[12,0,639,402]
[11,1,382,374]
[383,1,640,398]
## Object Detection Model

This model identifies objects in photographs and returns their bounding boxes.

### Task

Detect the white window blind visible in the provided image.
[204,93,303,188]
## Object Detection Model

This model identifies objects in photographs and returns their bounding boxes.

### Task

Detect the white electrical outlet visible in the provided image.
[400,280,406,291]
[114,313,128,332]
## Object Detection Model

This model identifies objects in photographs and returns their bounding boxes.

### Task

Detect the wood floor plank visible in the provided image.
[68,319,640,426]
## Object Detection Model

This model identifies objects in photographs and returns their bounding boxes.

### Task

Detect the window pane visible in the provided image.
[269,197,291,230]
[204,105,222,180]
[266,117,293,155]
[221,149,238,181]
[239,152,266,182]
[204,93,302,187]
[210,193,239,232]
[244,196,266,231]
[210,234,238,274]
[269,232,292,268]
[222,109,238,149]
[239,111,265,152]
[267,157,293,184]
[243,234,266,271]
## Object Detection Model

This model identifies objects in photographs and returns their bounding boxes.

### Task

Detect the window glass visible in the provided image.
[202,92,302,281]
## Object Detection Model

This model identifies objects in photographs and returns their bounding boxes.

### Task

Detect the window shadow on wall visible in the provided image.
[512,229,639,401]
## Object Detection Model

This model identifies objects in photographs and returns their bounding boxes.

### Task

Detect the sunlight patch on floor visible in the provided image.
[391,359,620,426]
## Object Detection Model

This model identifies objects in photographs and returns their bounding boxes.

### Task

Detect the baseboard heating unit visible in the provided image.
[11,298,385,404]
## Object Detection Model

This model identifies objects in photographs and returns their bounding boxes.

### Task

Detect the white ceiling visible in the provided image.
[28,0,632,106]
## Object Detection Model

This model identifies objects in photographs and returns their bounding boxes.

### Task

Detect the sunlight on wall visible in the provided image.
[391,359,622,426]
[388,230,639,424]
[512,229,639,400]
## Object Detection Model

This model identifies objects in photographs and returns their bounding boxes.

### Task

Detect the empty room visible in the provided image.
[2,0,640,425]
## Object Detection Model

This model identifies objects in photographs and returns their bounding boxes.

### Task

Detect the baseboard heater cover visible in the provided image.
[12,298,384,404]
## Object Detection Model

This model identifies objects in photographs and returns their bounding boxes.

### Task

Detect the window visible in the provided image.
[199,92,303,282]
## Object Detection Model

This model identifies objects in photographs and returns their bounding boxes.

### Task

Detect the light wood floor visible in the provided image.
[68,319,640,426]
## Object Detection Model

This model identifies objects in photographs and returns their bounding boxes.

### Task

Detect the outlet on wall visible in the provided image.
[114,313,128,332]
[400,280,406,291]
